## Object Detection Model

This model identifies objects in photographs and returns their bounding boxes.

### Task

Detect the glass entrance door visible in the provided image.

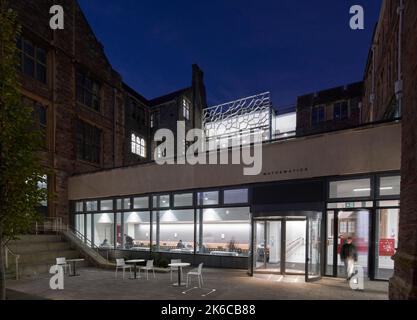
[254,221,281,272]
[253,214,322,279]
[306,214,322,282]
[285,219,306,274]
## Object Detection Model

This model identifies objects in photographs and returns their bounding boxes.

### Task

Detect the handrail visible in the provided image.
[286,237,304,256]
[34,217,112,262]
[67,225,111,262]
[5,245,20,280]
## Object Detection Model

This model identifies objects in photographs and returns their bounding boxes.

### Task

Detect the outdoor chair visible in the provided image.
[186,263,204,288]
[141,260,156,280]
[115,258,133,279]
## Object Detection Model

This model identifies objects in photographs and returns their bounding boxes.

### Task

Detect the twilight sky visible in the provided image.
[78,0,382,109]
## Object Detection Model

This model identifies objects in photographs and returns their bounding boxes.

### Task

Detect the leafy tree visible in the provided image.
[0,0,48,300]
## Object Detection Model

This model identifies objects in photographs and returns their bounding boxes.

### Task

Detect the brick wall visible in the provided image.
[362,0,400,122]
[389,0,417,300]
[296,82,363,136]
[11,0,124,223]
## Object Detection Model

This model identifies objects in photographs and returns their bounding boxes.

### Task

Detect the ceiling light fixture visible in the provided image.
[353,188,371,192]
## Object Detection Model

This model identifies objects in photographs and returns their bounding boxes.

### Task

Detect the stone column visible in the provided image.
[389,0,417,300]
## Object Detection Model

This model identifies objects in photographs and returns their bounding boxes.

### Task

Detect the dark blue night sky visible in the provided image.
[78,0,382,109]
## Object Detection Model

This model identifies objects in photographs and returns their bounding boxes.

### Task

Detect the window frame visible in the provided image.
[17,36,47,84]
[182,98,191,121]
[333,101,349,121]
[311,105,325,126]
[75,119,102,165]
[131,132,146,158]
[76,69,101,112]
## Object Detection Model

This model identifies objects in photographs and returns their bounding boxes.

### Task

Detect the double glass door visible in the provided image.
[253,215,321,282]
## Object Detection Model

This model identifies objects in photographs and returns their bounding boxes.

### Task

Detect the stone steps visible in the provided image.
[6,234,87,279]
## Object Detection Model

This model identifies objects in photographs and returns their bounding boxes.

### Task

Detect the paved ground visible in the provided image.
[6,267,388,300]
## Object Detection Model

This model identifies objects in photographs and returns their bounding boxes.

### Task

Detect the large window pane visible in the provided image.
[94,213,114,249]
[224,189,248,204]
[174,193,193,207]
[326,211,334,276]
[75,214,85,240]
[379,176,401,197]
[329,178,371,199]
[100,200,113,211]
[123,198,131,210]
[86,201,98,211]
[156,209,194,253]
[153,194,170,208]
[337,210,369,278]
[200,207,250,257]
[86,214,92,244]
[133,196,149,209]
[197,191,219,206]
[375,208,399,279]
[123,212,151,251]
[75,202,83,212]
[116,213,123,249]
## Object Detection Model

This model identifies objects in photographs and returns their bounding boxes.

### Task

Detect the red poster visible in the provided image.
[379,239,395,256]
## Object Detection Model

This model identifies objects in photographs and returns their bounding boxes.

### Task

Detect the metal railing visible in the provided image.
[34,216,112,263]
[68,226,111,262]
[286,237,304,257]
[34,217,63,235]
[5,245,20,280]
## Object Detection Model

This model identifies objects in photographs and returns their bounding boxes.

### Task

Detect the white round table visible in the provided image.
[168,262,190,286]
[66,259,85,277]
[126,259,145,279]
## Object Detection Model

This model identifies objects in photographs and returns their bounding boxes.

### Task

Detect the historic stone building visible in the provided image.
[10,0,206,223]
[388,0,417,300]
[362,0,402,123]
[358,0,417,299]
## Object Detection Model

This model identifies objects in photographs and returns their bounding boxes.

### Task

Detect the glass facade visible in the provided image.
[156,209,194,253]
[123,212,151,251]
[199,207,250,257]
[375,208,399,279]
[329,178,371,199]
[94,213,114,248]
[71,173,400,281]
[73,189,249,258]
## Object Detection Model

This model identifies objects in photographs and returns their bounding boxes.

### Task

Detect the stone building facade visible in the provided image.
[362,0,402,122]
[296,81,363,136]
[10,0,206,223]
[388,0,417,300]
[359,0,417,299]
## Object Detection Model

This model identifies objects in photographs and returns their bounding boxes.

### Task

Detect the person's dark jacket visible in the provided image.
[340,242,358,261]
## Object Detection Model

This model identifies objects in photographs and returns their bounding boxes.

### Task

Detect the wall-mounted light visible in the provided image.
[174,233,178,238]
[221,234,225,239]
[380,187,393,190]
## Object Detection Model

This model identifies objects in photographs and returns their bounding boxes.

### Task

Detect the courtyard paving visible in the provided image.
[6,267,388,300]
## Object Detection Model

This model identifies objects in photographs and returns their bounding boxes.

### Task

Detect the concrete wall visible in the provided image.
[68,122,401,200]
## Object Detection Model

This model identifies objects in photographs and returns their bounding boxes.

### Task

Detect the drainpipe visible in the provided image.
[395,0,405,117]
[370,44,376,122]
[113,88,117,167]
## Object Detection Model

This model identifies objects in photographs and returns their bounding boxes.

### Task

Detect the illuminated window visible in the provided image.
[131,133,146,158]
[182,98,190,120]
